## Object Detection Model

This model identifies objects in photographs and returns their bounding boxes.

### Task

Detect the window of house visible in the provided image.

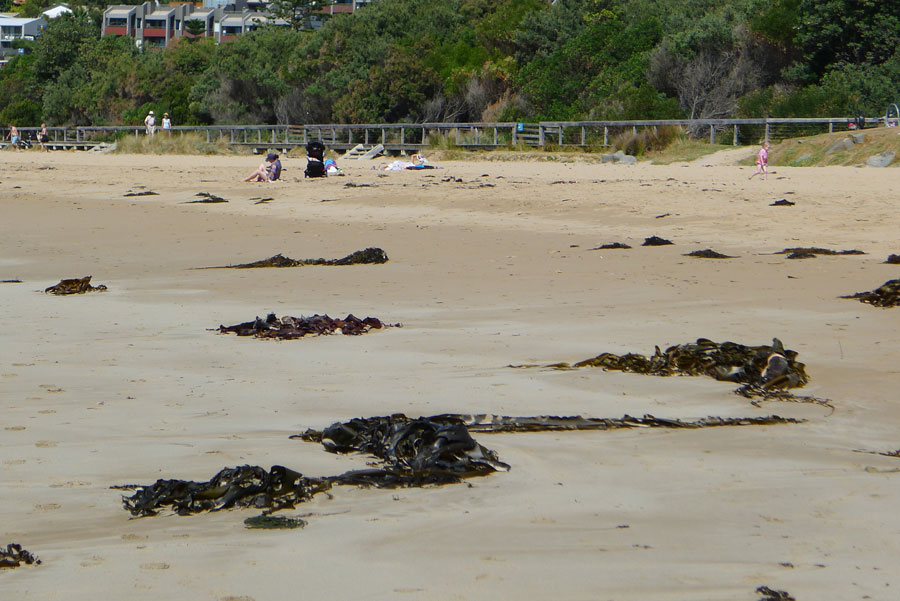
[107,17,127,27]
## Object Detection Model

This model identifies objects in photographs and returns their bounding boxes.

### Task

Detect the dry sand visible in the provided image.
[1,148,899,600]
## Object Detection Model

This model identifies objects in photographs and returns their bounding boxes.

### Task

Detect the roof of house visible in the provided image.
[0,16,45,25]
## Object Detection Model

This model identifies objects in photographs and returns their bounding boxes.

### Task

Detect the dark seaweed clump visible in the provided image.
[185,192,227,203]
[591,242,632,250]
[0,543,41,568]
[841,278,900,307]
[684,249,735,259]
[44,276,108,295]
[569,338,807,389]
[212,247,388,269]
[642,236,673,246]
[769,199,795,206]
[218,313,393,339]
[885,254,900,264]
[118,415,510,517]
[757,586,795,601]
[244,515,307,529]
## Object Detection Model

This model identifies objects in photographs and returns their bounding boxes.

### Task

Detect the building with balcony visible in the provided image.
[102,0,376,48]
[0,14,46,59]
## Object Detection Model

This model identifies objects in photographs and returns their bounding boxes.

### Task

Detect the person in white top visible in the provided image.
[144,111,156,136]
[162,113,171,135]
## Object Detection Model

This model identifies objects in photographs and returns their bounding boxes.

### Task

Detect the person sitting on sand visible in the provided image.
[243,153,280,182]
[749,141,770,180]
[266,153,282,181]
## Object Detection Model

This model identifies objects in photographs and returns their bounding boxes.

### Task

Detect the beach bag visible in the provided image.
[305,160,326,178]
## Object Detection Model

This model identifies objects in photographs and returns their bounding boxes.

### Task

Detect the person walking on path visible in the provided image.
[144,111,156,136]
[749,141,770,180]
[6,124,22,151]
[162,113,172,135]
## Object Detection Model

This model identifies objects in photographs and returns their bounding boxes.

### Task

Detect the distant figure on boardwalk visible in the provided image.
[39,123,49,151]
[6,124,21,151]
[749,141,770,180]
[144,111,156,136]
[162,113,171,135]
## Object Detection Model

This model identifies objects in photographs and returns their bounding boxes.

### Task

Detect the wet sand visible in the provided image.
[2,149,899,600]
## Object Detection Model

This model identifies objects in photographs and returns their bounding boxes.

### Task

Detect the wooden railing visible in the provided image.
[1,117,884,152]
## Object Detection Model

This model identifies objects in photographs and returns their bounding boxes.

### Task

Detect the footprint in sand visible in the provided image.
[5,426,25,431]
[140,562,170,570]
[34,503,61,511]
[35,440,57,448]
[80,555,105,567]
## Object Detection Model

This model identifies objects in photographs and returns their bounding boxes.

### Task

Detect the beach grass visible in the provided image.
[114,131,249,155]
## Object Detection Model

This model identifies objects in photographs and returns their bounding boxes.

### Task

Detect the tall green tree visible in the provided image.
[268,0,333,30]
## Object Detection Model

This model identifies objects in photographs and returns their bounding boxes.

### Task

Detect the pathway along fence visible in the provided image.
[2,117,884,153]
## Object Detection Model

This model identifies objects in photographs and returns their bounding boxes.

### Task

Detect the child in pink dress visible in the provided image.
[749,141,770,180]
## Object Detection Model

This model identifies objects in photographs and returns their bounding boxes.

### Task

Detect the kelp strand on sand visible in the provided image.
[775,247,865,260]
[206,247,388,269]
[217,313,395,339]
[0,543,41,568]
[684,249,735,259]
[841,278,900,307]
[44,276,108,295]
[118,413,801,518]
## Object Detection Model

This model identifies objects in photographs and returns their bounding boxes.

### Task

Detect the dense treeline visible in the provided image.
[3,0,900,127]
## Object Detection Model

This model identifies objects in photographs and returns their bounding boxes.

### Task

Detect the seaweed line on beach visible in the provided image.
[116,413,802,519]
[198,247,388,269]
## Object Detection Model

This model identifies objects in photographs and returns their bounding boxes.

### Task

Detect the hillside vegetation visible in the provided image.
[3,0,900,130]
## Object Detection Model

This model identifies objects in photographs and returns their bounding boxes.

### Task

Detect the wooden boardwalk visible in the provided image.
[2,117,877,154]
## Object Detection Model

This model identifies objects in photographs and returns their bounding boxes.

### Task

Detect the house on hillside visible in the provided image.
[101,0,377,47]
[0,14,46,60]
[41,4,72,19]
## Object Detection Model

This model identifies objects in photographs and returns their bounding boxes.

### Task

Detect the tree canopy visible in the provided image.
[2,0,899,127]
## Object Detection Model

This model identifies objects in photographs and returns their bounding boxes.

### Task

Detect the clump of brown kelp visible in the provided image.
[514,338,832,410]
[885,254,900,264]
[204,247,388,269]
[217,313,395,339]
[684,249,735,259]
[0,543,41,568]
[44,276,108,295]
[642,236,673,246]
[117,412,801,518]
[551,338,808,389]
[841,278,900,307]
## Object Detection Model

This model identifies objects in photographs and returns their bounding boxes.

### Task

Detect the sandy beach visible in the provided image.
[2,147,899,600]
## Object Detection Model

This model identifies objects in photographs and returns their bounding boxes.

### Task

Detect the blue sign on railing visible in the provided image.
[517,123,524,132]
